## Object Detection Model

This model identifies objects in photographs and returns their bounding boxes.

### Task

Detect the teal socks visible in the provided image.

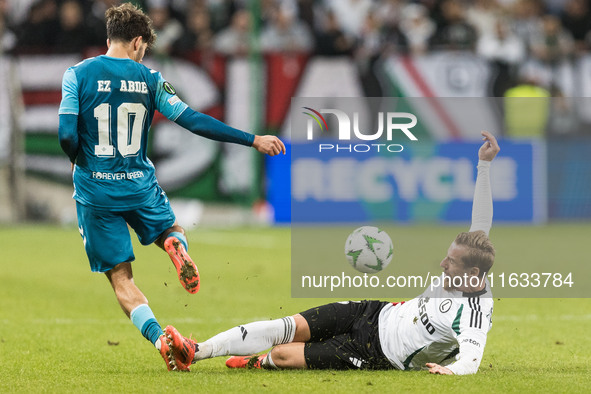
[130,304,163,345]
[168,231,188,251]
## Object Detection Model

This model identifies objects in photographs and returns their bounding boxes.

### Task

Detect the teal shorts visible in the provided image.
[75,192,175,273]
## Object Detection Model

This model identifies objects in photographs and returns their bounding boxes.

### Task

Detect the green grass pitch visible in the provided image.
[0,224,589,392]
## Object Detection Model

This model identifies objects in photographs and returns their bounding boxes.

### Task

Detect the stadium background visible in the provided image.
[0,0,591,225]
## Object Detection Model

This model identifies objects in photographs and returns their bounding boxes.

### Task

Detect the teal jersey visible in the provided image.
[59,55,188,210]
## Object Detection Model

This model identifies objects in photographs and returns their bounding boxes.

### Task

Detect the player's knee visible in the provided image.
[269,346,289,365]
[269,344,307,369]
[293,314,311,342]
[269,345,298,367]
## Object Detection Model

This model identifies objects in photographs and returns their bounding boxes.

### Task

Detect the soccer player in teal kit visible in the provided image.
[58,3,285,371]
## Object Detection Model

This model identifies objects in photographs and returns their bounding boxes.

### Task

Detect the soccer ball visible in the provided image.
[344,226,393,274]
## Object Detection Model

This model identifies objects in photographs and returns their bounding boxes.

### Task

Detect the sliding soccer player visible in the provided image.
[165,132,498,375]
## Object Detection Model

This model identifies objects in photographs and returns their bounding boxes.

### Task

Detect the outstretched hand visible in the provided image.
[426,363,454,375]
[252,135,286,156]
[478,131,500,162]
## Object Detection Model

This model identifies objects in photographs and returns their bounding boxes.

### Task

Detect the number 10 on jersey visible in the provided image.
[94,103,147,158]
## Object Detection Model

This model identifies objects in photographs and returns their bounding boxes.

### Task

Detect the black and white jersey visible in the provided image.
[378,274,493,375]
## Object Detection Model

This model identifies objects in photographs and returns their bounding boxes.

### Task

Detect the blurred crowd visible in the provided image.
[2,0,590,56]
[1,0,591,94]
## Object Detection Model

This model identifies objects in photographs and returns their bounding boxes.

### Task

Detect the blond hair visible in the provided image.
[454,231,495,277]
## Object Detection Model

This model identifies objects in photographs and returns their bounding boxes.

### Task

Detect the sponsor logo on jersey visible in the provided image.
[461,338,481,347]
[418,297,435,335]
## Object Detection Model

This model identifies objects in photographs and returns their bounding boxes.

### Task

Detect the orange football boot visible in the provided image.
[164,237,200,294]
[158,334,190,371]
[165,325,198,367]
[225,354,267,369]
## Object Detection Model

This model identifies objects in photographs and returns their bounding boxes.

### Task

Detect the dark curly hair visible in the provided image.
[105,3,156,47]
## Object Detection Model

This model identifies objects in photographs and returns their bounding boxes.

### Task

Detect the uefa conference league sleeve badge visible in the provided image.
[163,81,176,95]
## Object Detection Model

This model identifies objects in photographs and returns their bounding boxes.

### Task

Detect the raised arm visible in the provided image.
[469,131,500,236]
